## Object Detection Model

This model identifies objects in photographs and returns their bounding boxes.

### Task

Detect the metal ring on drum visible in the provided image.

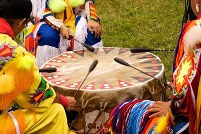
[41,47,166,133]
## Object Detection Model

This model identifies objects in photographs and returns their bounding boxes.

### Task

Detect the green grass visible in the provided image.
[96,0,185,81]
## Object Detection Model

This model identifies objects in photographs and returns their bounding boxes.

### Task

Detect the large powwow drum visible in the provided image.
[41,47,166,133]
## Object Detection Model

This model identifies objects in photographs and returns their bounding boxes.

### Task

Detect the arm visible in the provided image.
[54,93,76,111]
[85,0,102,38]
[43,1,72,39]
[146,81,174,118]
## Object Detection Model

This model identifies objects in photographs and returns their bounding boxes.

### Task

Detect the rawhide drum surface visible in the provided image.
[41,47,166,109]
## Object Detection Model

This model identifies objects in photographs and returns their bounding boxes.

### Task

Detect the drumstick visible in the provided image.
[74,39,95,52]
[39,67,57,73]
[73,59,98,97]
[68,35,94,52]
[130,48,174,53]
[114,57,171,88]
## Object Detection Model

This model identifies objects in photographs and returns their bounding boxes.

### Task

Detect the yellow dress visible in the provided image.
[0,33,69,134]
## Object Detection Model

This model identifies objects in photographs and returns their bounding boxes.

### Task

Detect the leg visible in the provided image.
[36,24,71,68]
[0,103,69,134]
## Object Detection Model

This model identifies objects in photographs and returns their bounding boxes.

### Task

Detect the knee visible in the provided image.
[52,103,65,113]
[38,24,60,47]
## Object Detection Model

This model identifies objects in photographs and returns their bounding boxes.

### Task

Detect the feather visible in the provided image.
[69,0,85,7]
[154,115,169,133]
[17,53,35,70]
[0,73,15,94]
[44,89,54,98]
[48,0,67,13]
[184,25,201,55]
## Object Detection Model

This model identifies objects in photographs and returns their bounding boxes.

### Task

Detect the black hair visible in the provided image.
[0,0,12,18]
[0,0,32,19]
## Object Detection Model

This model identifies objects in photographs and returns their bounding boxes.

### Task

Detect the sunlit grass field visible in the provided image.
[96,0,185,84]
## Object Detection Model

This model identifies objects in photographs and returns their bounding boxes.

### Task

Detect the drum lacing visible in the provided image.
[86,108,105,134]
[86,103,108,134]
[69,103,88,130]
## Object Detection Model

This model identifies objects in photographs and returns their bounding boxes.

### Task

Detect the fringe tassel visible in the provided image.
[184,25,201,55]
[154,110,174,134]
[31,0,46,19]
[36,45,61,68]
[48,0,67,13]
[154,115,169,133]
[0,68,34,110]
[0,73,15,94]
[0,94,15,110]
[74,16,87,50]
[0,47,35,110]
[69,0,85,7]
[15,54,35,90]
[59,36,71,53]
[14,53,35,100]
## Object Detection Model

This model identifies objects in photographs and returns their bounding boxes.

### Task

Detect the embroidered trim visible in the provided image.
[175,122,189,134]
[45,18,60,31]
[86,2,100,23]
[29,77,54,106]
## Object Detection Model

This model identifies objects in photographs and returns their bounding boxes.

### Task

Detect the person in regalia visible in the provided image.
[0,0,76,133]
[25,0,103,68]
[103,0,201,133]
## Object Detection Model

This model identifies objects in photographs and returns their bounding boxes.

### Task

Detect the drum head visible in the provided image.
[41,47,165,108]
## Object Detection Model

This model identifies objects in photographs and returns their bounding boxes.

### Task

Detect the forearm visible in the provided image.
[43,8,64,31]
[54,93,68,107]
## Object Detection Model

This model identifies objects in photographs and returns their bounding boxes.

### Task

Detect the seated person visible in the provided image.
[103,0,201,133]
[49,0,103,50]
[25,0,103,68]
[25,0,74,68]
[70,0,103,50]
[0,0,76,133]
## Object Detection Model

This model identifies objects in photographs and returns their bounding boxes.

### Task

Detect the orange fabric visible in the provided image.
[174,20,196,69]
[142,117,159,134]
[25,23,40,56]
[34,92,45,102]
[0,111,26,134]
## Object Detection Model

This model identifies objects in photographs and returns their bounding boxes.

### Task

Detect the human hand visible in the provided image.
[60,25,72,39]
[146,101,171,118]
[88,19,102,38]
[167,81,173,90]
[65,96,76,111]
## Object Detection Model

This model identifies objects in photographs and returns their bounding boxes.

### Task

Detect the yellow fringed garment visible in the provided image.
[0,46,35,110]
